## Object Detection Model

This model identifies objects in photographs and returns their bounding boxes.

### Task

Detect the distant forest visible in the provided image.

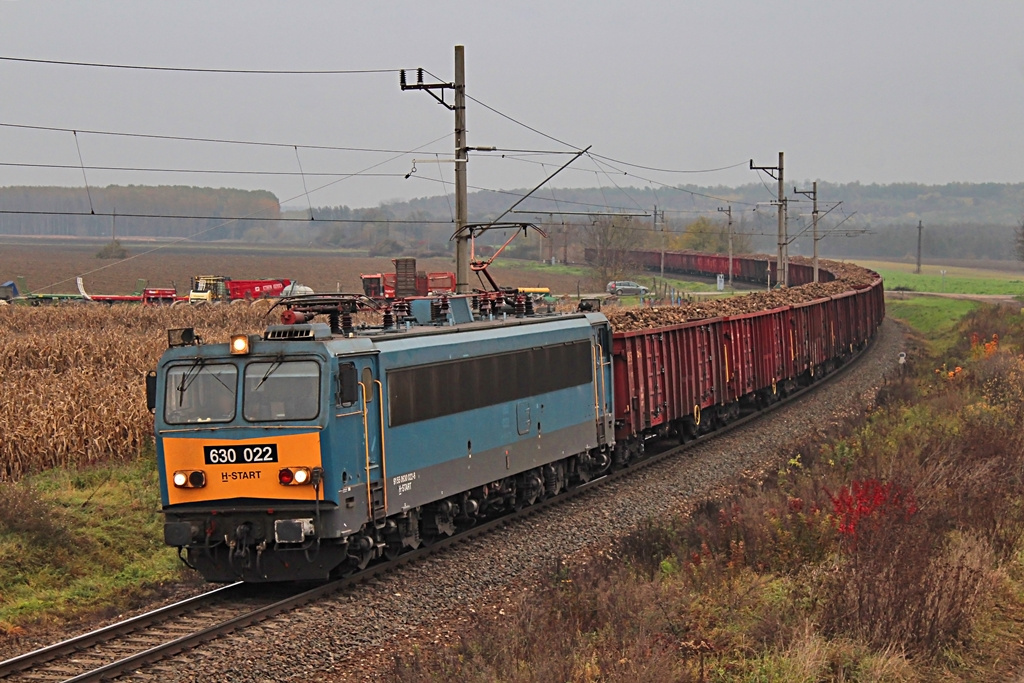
[0,186,282,242]
[1,181,1022,263]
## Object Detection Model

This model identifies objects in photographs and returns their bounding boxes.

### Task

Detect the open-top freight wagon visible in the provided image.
[610,269,883,448]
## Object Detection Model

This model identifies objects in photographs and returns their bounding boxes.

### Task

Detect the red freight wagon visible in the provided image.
[612,317,715,444]
[609,269,883,450]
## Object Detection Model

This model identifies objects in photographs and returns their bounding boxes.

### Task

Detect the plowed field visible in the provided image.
[0,239,595,296]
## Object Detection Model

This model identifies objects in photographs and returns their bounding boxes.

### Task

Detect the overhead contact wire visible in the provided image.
[72,131,95,214]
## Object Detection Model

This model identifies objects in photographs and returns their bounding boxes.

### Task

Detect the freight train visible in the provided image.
[147,252,884,582]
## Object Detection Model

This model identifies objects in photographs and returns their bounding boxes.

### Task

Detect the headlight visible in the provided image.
[172,470,207,488]
[279,467,313,486]
[230,334,250,355]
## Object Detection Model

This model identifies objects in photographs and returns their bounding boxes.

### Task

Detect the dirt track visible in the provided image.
[886,290,1022,307]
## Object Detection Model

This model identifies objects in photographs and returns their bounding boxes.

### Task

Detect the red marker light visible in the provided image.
[279,468,294,485]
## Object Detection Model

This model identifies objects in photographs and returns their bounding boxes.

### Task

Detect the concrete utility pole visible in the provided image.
[401,45,470,293]
[654,205,666,279]
[718,205,733,287]
[750,152,787,286]
[453,47,468,293]
[915,220,923,274]
[794,181,819,282]
[778,153,786,286]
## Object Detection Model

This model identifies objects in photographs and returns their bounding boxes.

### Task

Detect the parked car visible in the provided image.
[606,280,649,296]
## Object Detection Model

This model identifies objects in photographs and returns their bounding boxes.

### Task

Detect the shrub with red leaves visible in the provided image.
[826,479,918,542]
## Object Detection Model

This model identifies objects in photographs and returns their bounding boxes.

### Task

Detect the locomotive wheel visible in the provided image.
[513,469,543,510]
[340,533,375,574]
[349,547,373,572]
[419,527,453,547]
[383,538,402,561]
[513,491,537,512]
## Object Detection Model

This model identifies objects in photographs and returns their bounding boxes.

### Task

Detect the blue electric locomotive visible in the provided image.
[149,295,615,582]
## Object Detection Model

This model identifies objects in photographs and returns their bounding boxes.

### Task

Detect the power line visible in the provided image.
[0,121,448,154]
[0,161,406,178]
[587,155,749,175]
[0,208,460,225]
[584,153,647,213]
[23,132,454,291]
[494,151,760,208]
[0,166,731,219]
[0,77,817,229]
[0,206,795,238]
[463,89,750,175]
[0,56,399,75]
[31,56,737,180]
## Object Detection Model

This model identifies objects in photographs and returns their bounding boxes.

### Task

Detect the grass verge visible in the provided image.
[0,449,190,634]
[885,297,979,353]
[856,260,1024,295]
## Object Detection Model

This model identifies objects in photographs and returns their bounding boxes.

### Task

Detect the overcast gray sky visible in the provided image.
[1,1,1022,211]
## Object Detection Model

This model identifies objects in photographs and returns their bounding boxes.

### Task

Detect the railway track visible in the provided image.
[0,583,284,682]
[0,336,874,682]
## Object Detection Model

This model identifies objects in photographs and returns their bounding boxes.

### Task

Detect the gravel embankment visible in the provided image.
[10,318,906,682]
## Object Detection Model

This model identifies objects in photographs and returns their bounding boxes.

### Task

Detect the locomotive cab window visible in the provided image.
[336,362,359,406]
[243,360,321,422]
[362,367,374,403]
[164,362,238,424]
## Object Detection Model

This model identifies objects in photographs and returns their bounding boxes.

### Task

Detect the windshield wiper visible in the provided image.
[176,358,205,407]
[253,358,283,392]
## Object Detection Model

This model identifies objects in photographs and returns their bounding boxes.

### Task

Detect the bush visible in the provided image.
[820,525,991,656]
[0,482,66,544]
[95,240,128,259]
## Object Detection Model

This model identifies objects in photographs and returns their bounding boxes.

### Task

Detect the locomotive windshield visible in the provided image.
[243,360,320,422]
[164,362,237,424]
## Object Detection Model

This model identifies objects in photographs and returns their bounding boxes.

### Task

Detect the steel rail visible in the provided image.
[0,582,244,678]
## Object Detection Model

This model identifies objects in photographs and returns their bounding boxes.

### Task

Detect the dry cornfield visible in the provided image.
[0,301,276,481]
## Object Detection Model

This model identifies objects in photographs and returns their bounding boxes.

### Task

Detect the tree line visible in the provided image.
[3,182,1022,264]
[0,185,281,241]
